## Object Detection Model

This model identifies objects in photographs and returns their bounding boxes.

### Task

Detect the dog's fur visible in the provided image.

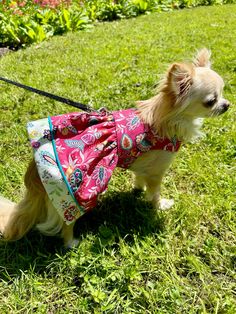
[0,49,230,247]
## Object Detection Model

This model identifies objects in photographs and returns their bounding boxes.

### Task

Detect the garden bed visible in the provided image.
[1,0,235,49]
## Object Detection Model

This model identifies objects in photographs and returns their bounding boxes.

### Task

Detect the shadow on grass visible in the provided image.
[74,189,165,241]
[0,190,166,279]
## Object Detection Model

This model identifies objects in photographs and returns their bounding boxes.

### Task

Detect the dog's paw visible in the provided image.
[159,198,174,210]
[65,238,79,249]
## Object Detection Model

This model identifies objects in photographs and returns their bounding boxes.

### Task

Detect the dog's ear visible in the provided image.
[168,62,194,100]
[193,48,211,68]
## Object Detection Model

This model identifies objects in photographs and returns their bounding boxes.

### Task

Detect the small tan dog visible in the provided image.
[0,49,230,247]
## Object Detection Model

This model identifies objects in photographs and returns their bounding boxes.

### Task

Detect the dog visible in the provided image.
[0,49,230,247]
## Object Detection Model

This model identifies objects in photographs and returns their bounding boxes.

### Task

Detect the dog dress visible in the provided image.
[27,108,181,224]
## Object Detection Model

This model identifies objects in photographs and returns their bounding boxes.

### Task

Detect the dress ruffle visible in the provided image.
[51,111,118,216]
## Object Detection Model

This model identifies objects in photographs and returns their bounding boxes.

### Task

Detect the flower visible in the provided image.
[31,140,41,149]
[33,0,71,9]
[18,1,26,7]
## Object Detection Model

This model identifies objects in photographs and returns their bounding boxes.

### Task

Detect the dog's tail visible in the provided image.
[0,160,47,241]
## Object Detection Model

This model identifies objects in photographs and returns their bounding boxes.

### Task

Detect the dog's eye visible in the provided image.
[204,98,217,108]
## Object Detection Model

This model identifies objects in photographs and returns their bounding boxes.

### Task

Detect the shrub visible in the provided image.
[0,0,89,47]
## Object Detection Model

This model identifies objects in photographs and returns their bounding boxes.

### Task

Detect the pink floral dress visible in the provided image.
[27,109,181,224]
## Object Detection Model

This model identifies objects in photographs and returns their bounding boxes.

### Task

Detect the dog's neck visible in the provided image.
[137,93,203,142]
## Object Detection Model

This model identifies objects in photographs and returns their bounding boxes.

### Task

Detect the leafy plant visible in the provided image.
[0,2,90,47]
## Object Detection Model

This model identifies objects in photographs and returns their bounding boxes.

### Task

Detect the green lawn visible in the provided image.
[0,4,235,313]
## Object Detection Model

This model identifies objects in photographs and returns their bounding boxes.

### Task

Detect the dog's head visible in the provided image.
[166,48,230,118]
[137,49,230,140]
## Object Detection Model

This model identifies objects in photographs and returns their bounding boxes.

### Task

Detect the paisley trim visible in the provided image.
[48,117,85,216]
[27,117,85,224]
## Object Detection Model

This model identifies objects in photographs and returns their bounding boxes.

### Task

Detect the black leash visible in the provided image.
[0,76,96,113]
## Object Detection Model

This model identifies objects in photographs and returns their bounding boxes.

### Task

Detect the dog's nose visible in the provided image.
[223,100,230,112]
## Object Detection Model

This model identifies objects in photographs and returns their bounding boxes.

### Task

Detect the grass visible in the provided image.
[0,4,235,313]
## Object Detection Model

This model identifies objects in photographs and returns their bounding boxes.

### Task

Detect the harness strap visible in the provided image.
[0,76,96,113]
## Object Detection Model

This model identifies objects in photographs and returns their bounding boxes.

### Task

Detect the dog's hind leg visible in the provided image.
[61,222,78,248]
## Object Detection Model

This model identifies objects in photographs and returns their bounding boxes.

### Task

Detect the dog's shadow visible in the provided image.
[74,189,165,241]
[0,190,166,279]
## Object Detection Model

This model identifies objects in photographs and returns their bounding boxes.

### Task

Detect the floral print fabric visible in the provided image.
[27,108,181,224]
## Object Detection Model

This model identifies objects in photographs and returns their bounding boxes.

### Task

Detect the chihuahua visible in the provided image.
[0,49,230,247]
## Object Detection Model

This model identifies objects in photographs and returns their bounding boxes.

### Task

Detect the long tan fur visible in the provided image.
[137,62,198,141]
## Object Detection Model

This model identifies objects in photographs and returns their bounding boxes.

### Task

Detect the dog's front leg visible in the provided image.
[145,175,162,206]
[145,175,174,210]
[131,150,175,210]
[133,174,146,192]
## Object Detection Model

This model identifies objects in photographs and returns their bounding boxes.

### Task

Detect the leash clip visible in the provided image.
[97,107,110,115]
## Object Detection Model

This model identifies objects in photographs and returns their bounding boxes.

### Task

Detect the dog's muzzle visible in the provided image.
[214,99,230,116]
